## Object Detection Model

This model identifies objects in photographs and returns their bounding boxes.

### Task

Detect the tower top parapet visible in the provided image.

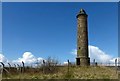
[76,9,87,18]
[80,9,86,14]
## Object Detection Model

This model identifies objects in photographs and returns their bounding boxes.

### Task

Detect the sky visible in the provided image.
[1,0,120,2]
[1,2,118,65]
[119,2,120,57]
[0,2,2,53]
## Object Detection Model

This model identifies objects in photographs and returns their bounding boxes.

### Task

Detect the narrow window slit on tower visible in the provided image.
[79,47,80,49]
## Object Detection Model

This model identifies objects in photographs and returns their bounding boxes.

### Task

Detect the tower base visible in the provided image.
[76,57,80,65]
[76,57,90,66]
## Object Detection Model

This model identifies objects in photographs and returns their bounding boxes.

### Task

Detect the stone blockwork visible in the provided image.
[76,9,90,66]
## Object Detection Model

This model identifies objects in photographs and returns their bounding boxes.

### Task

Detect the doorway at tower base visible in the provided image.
[76,57,90,66]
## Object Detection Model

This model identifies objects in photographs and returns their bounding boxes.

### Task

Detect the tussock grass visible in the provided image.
[2,66,118,79]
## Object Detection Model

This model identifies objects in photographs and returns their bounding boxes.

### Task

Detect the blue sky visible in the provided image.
[1,0,119,2]
[0,2,2,53]
[2,2,118,64]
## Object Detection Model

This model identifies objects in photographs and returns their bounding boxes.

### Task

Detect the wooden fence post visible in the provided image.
[8,63,11,72]
[0,64,3,81]
[67,59,70,75]
[14,64,16,68]
[93,59,95,66]
[115,59,117,74]
[43,60,45,73]
[0,62,4,68]
[22,61,25,74]
[17,64,20,71]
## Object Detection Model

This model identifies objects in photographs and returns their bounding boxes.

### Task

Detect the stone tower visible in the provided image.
[76,9,90,66]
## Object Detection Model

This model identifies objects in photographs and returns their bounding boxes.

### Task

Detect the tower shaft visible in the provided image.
[76,9,90,66]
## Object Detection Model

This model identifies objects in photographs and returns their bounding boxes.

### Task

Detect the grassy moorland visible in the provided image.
[2,66,118,79]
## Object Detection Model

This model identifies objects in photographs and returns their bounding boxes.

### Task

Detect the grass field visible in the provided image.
[2,66,118,79]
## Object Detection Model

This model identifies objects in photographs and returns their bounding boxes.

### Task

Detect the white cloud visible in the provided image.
[71,49,77,55]
[71,45,117,64]
[12,52,44,65]
[0,53,8,63]
[0,45,118,66]
[110,57,120,63]
[63,62,68,65]
[89,45,112,63]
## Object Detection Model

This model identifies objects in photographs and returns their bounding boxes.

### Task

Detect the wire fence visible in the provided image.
[0,58,119,79]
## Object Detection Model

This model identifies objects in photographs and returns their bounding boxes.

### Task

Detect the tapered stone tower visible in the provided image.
[76,9,90,66]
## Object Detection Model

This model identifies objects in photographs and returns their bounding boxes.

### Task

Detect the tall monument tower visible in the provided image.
[76,9,90,66]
